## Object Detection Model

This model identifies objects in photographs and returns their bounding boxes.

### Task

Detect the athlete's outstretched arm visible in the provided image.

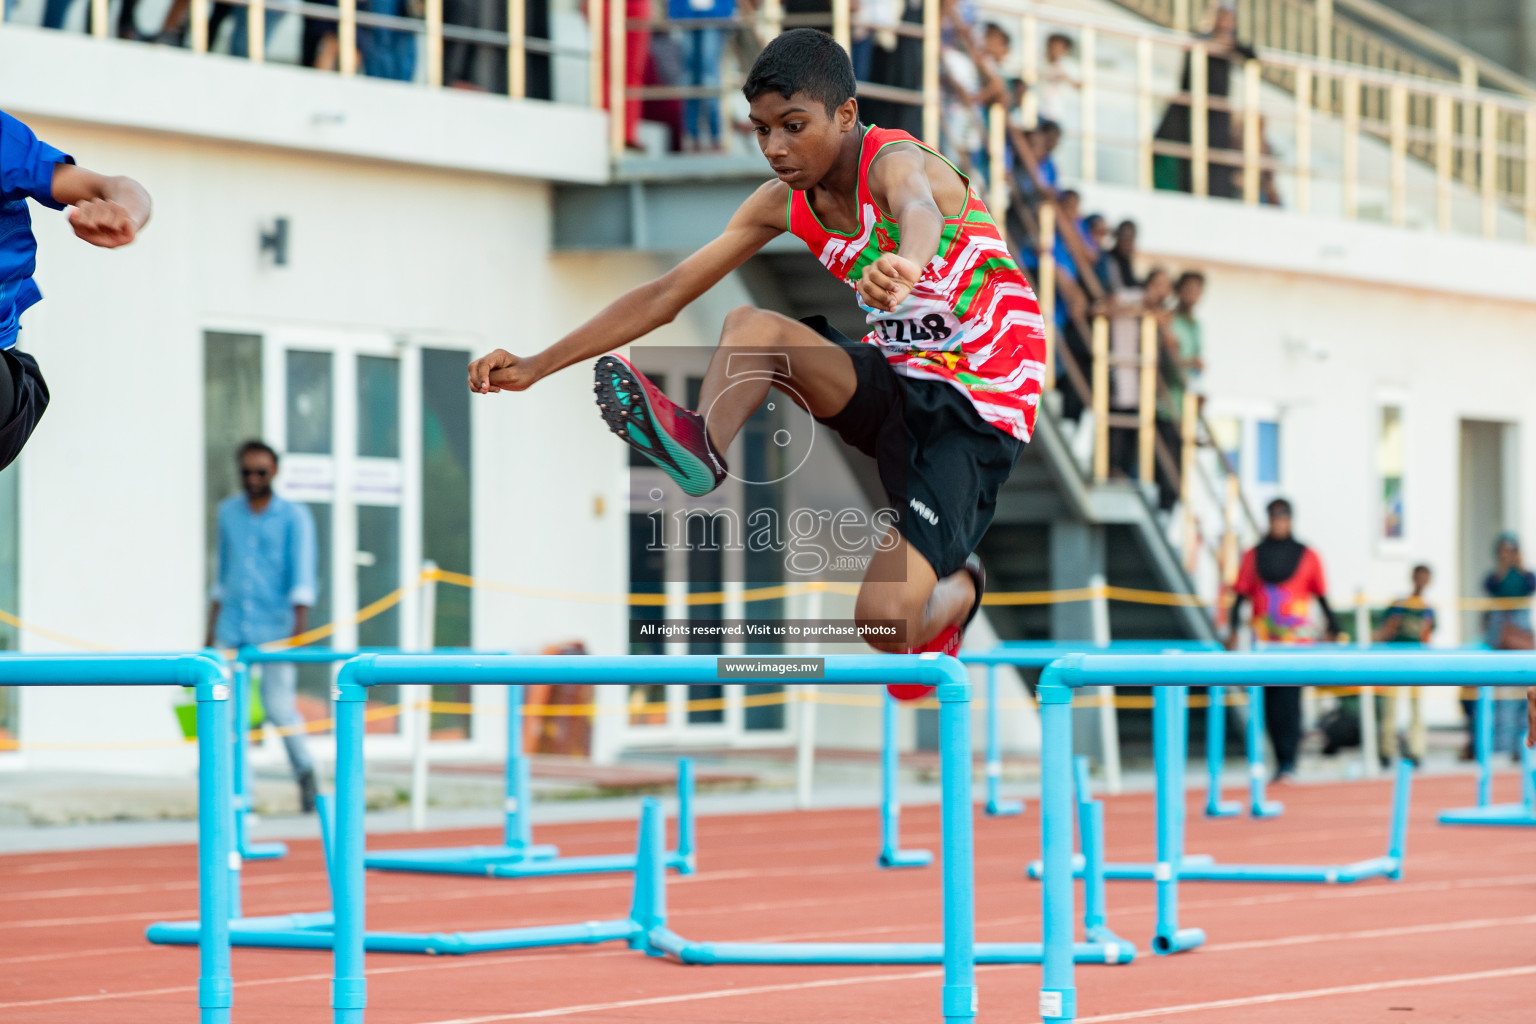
[50,164,152,249]
[468,182,787,394]
[858,145,950,313]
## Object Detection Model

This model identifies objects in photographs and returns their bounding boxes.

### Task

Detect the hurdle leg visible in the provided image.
[196,669,234,1024]
[985,665,1023,817]
[1246,686,1283,817]
[879,692,933,869]
[1203,686,1239,817]
[332,680,369,1024]
[1388,757,1412,874]
[1476,686,1493,808]
[1152,687,1204,955]
[1037,672,1077,1023]
[1523,734,1535,811]
[937,674,977,1024]
[1073,756,1132,954]
[506,684,531,851]
[628,798,667,955]
[674,757,697,873]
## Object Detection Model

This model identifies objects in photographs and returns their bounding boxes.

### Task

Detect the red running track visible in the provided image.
[1,771,1533,1023]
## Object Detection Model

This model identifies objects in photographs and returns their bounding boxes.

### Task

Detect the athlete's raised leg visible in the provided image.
[693,306,859,452]
[855,534,977,655]
[593,306,858,496]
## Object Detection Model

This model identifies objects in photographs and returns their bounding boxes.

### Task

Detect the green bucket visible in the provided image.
[175,683,265,740]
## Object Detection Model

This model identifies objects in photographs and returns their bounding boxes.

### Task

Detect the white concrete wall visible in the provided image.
[0,67,700,771]
[1083,183,1536,724]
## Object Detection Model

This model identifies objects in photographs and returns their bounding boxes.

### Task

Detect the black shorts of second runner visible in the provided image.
[0,346,50,473]
[802,315,1022,580]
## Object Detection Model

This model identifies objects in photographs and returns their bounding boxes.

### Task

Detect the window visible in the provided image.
[1256,421,1281,485]
[204,332,264,592]
[1379,405,1405,541]
[421,349,474,739]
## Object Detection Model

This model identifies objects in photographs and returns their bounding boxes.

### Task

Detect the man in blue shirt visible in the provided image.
[2,110,152,471]
[206,440,321,813]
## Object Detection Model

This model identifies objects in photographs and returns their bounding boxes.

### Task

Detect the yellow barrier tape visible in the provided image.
[0,561,1528,654]
[0,608,114,653]
[429,569,861,607]
[0,683,1439,753]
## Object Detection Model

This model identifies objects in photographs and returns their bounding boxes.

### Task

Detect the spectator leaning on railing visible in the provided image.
[1037,31,1079,134]
[1096,218,1139,293]
[1101,265,1171,479]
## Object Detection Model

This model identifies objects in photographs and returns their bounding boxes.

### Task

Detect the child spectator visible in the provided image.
[1374,564,1435,764]
[1037,32,1079,129]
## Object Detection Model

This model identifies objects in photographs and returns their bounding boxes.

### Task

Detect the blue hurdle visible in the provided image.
[232,645,696,877]
[1028,685,1411,889]
[967,641,1218,818]
[364,681,696,878]
[879,690,933,868]
[0,654,234,1024]
[328,654,981,1024]
[1438,686,1536,827]
[323,654,1135,1024]
[1033,651,1536,1024]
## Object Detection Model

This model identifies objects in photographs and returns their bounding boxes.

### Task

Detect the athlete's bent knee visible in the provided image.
[720,306,782,348]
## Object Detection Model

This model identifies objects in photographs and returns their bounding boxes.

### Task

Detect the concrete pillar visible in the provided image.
[1051,522,1109,765]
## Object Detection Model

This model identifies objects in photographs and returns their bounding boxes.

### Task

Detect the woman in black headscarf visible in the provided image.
[1152,3,1256,199]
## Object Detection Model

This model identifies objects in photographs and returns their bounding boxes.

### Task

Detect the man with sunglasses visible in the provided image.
[206,440,320,813]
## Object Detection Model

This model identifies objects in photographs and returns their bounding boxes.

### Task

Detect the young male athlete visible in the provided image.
[468,30,1044,693]
[1,109,152,471]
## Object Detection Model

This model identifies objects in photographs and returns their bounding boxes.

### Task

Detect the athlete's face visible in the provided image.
[748,92,860,190]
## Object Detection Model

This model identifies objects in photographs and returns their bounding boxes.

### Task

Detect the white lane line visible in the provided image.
[0,945,148,965]
[411,969,950,1024]
[1069,964,1536,1023]
[0,948,620,1009]
[7,908,1533,1012]
[1201,913,1536,953]
[0,872,319,903]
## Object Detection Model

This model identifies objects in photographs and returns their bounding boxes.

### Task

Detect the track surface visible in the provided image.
[2,772,1534,1022]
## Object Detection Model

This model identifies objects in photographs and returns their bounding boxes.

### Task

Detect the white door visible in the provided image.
[264,327,423,753]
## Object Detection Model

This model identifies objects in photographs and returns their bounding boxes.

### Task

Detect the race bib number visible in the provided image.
[872,311,962,348]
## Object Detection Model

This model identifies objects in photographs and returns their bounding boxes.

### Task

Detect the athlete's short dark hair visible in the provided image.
[238,439,279,465]
[1267,497,1292,518]
[743,29,856,117]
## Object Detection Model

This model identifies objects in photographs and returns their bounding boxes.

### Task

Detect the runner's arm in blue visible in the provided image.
[51,163,151,249]
[859,144,952,312]
[468,181,788,393]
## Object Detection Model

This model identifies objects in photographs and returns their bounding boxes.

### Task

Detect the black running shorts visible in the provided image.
[0,347,50,473]
[803,315,1022,579]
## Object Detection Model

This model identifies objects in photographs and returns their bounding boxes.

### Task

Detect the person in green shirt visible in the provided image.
[1373,564,1435,764]
[1162,270,1205,422]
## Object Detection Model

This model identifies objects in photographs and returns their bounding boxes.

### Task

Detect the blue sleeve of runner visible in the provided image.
[0,111,75,210]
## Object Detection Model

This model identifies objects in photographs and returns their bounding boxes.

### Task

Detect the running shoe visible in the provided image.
[888,555,986,701]
[593,354,728,497]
